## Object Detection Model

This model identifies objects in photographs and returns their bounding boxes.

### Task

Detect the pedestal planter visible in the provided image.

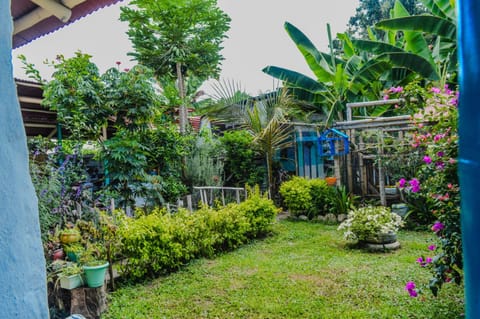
[60,274,84,290]
[364,232,400,251]
[83,262,109,288]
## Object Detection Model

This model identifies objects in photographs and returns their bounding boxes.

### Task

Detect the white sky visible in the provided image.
[13,0,359,95]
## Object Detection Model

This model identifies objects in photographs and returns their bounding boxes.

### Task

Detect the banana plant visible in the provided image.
[355,0,457,86]
[263,22,397,126]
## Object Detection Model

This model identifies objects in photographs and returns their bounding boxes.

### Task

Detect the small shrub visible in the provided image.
[239,186,279,237]
[309,179,336,217]
[279,177,339,219]
[279,176,312,217]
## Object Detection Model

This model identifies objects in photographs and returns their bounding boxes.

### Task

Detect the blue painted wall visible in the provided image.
[458,1,480,317]
[1,2,49,317]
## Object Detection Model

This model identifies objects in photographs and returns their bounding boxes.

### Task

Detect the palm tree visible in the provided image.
[203,81,295,198]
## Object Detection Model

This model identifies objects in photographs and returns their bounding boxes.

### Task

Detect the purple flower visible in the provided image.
[383,94,389,100]
[428,245,436,251]
[416,257,424,264]
[436,162,445,170]
[423,156,432,164]
[437,151,444,157]
[431,87,441,94]
[409,178,420,193]
[405,281,418,297]
[405,281,416,291]
[398,178,407,188]
[432,221,445,233]
[426,257,433,263]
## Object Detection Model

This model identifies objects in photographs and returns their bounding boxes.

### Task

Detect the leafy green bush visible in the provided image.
[117,189,278,281]
[238,186,280,237]
[279,176,312,216]
[309,179,336,217]
[279,177,337,219]
[220,130,265,187]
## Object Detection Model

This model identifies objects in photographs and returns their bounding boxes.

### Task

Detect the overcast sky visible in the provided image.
[13,0,359,95]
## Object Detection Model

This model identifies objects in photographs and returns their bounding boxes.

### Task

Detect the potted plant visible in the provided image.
[64,243,85,262]
[59,228,81,244]
[80,243,109,288]
[337,205,404,247]
[58,262,84,290]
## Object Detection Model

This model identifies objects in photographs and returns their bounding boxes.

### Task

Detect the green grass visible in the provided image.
[103,221,464,318]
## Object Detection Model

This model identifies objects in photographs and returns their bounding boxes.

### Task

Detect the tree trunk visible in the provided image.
[266,151,273,199]
[176,62,187,134]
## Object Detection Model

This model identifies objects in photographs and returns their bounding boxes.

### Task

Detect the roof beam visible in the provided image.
[31,0,72,22]
[13,0,86,36]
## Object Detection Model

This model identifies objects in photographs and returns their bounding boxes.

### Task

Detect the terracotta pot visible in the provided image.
[325,177,337,186]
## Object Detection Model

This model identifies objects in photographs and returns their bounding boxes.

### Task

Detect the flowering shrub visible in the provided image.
[337,206,403,242]
[395,84,461,297]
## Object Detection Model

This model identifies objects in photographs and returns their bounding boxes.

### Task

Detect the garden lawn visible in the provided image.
[104,221,464,319]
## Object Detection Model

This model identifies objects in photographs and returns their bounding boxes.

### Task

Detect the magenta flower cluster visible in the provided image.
[398,178,420,193]
[405,281,418,297]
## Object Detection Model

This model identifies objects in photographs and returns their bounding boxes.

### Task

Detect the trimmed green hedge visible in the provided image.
[118,187,279,280]
[279,176,337,219]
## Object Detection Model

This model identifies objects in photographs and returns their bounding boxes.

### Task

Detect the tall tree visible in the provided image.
[120,0,230,133]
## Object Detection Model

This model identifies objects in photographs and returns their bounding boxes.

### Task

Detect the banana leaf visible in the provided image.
[284,22,333,82]
[376,16,456,40]
[377,52,440,80]
[420,0,456,21]
[262,65,327,93]
[352,39,404,55]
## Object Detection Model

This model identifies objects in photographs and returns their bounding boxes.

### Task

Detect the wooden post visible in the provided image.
[346,129,354,191]
[359,134,367,196]
[334,156,341,186]
[186,195,192,212]
[378,130,386,206]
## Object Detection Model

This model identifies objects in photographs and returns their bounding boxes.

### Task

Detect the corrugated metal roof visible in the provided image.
[12,0,123,49]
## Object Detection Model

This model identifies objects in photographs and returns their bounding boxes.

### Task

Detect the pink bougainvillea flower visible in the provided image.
[383,94,389,100]
[449,158,456,164]
[447,183,453,189]
[405,281,418,297]
[409,178,420,193]
[432,221,445,233]
[405,281,416,291]
[431,87,441,94]
[423,156,432,164]
[428,245,436,251]
[398,178,407,188]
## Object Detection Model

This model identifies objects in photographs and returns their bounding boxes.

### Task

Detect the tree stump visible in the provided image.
[70,286,107,319]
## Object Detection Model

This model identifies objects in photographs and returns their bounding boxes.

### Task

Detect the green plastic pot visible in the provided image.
[83,262,109,288]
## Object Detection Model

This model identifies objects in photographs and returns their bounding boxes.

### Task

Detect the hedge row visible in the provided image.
[118,187,279,280]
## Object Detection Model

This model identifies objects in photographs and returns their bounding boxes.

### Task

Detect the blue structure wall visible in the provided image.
[0,2,49,317]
